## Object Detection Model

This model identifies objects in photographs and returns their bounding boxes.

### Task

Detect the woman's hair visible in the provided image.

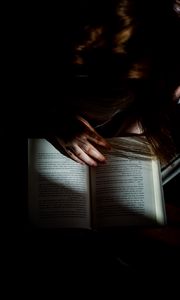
[60,0,179,163]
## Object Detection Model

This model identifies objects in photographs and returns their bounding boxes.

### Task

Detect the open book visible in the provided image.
[28,137,166,229]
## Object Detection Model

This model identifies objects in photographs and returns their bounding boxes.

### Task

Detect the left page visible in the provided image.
[28,139,91,229]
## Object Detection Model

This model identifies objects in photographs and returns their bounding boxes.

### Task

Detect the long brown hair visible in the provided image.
[61,0,179,163]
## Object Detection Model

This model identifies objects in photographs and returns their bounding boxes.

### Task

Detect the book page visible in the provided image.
[28,139,91,229]
[91,138,166,228]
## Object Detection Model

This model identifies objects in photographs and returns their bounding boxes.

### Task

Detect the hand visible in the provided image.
[47,116,111,166]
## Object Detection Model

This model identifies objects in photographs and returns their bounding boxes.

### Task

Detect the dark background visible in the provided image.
[2,1,179,295]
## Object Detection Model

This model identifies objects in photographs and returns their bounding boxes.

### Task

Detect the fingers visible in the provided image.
[87,131,112,149]
[77,116,112,149]
[57,136,107,167]
[54,116,112,166]
[67,144,98,167]
[65,141,107,166]
[65,147,86,165]
[76,138,107,164]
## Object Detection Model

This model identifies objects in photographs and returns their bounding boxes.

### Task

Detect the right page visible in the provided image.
[90,137,166,228]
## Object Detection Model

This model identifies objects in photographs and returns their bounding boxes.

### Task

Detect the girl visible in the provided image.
[43,0,180,166]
